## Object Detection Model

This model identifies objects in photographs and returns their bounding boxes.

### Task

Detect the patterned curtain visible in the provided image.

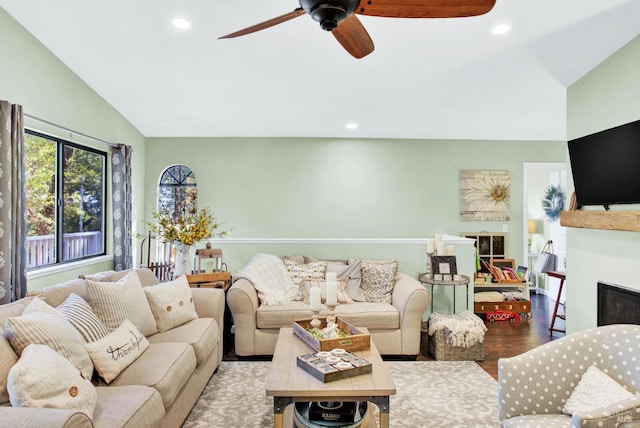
[112,144,133,271]
[0,100,27,303]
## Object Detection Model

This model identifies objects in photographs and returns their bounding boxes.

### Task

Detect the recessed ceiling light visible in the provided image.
[491,24,511,35]
[345,122,359,131]
[172,18,191,30]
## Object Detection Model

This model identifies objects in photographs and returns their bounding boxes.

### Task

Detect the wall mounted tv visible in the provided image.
[568,118,640,209]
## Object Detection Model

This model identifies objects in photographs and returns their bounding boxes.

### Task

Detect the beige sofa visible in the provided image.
[228,257,430,357]
[0,268,224,428]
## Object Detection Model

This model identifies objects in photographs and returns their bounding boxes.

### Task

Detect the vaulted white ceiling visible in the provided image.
[2,0,640,140]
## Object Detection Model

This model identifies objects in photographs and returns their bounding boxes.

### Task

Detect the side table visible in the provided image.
[185,272,234,354]
[418,273,471,314]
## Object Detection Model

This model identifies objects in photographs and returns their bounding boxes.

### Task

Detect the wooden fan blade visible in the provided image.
[332,15,374,59]
[355,0,496,18]
[219,8,305,39]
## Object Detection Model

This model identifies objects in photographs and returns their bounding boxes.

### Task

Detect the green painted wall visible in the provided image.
[566,34,640,332]
[0,8,147,290]
[144,137,566,276]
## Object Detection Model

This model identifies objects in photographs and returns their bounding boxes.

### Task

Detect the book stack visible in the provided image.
[488,265,527,283]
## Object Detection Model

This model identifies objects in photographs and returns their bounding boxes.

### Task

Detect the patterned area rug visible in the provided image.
[182,360,499,428]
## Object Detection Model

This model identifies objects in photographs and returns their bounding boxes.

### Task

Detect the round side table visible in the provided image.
[418,273,471,314]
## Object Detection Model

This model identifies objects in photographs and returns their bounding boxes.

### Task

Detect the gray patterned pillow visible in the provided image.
[360,260,398,304]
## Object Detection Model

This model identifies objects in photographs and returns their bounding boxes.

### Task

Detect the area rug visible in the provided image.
[182,360,499,427]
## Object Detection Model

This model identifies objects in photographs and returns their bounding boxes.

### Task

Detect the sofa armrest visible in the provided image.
[226,278,260,356]
[392,273,430,355]
[572,395,640,428]
[498,340,580,421]
[191,287,225,331]
[0,407,93,428]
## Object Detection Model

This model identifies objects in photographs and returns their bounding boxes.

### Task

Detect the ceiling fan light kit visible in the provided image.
[220,0,497,58]
[300,0,359,31]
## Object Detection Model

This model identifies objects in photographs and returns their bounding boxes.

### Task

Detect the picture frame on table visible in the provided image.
[432,256,457,276]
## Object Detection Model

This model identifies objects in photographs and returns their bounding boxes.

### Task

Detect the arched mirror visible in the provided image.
[158,165,197,218]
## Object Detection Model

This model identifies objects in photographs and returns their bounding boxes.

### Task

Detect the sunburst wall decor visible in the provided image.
[460,170,511,221]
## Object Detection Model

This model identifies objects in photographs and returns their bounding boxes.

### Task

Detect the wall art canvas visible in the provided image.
[460,170,510,221]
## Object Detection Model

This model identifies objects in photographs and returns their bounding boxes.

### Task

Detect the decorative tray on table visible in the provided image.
[296,349,372,383]
[293,318,370,352]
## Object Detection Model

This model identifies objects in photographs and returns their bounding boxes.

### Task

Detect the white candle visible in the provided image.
[309,287,321,312]
[436,242,446,255]
[446,245,455,256]
[325,272,337,281]
[435,234,443,243]
[426,239,435,253]
[325,281,338,306]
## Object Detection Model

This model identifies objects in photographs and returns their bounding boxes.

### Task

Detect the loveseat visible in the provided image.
[498,324,640,427]
[0,267,224,428]
[227,254,430,357]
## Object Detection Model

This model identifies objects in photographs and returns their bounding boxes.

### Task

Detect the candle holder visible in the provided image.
[325,303,336,327]
[310,310,322,330]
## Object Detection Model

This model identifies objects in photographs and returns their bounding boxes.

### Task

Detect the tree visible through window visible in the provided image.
[25,130,106,268]
[159,165,197,217]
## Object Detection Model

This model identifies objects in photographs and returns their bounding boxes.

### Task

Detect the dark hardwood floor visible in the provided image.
[223,294,566,381]
[418,294,566,380]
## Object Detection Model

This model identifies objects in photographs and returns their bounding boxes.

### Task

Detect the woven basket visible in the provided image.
[428,329,485,361]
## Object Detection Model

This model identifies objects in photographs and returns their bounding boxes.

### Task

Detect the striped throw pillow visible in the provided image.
[57,293,108,343]
[85,271,157,336]
[4,298,94,378]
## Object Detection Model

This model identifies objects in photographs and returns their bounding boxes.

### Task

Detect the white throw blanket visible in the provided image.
[235,253,297,306]
[428,310,487,348]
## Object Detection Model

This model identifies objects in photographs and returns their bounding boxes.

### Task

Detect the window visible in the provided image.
[158,165,197,217]
[25,130,107,268]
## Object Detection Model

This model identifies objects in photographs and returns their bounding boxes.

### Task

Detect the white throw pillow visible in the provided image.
[84,319,150,384]
[85,270,157,336]
[8,344,97,419]
[4,297,94,378]
[563,365,635,415]
[143,276,198,332]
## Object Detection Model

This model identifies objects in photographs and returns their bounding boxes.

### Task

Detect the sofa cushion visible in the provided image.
[84,320,150,384]
[0,335,19,406]
[109,342,196,409]
[29,278,88,308]
[360,260,398,304]
[257,301,315,329]
[83,268,160,288]
[336,302,400,330]
[563,365,634,415]
[148,317,219,366]
[8,344,97,419]
[143,276,198,332]
[57,293,109,343]
[93,385,164,428]
[4,297,94,378]
[85,271,157,336]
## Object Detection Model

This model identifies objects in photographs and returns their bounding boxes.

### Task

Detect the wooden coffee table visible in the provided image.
[266,327,396,428]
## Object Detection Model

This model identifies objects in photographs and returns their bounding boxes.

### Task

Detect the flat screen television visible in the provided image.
[568,118,640,209]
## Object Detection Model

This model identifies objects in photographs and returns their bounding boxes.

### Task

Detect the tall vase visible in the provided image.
[173,243,192,278]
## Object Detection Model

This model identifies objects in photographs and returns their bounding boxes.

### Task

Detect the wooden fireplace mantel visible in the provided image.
[560,211,640,232]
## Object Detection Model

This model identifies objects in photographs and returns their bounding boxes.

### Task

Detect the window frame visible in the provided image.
[25,129,108,270]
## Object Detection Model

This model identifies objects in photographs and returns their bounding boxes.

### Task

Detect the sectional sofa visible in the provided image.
[0,268,224,428]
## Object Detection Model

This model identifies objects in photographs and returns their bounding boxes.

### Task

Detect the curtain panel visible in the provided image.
[0,100,27,303]
[112,144,133,271]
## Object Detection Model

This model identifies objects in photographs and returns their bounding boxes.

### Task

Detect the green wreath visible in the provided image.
[541,185,565,222]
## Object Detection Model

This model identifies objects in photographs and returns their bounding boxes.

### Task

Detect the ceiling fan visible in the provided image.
[219,0,497,59]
